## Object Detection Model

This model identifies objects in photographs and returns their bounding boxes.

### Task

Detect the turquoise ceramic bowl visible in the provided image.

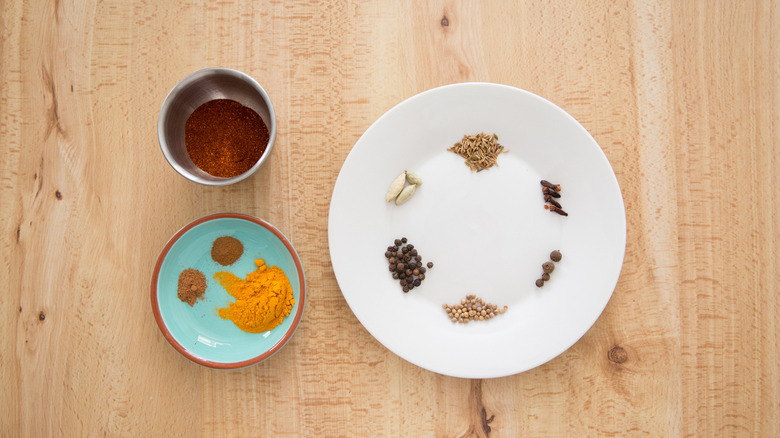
[151,213,305,369]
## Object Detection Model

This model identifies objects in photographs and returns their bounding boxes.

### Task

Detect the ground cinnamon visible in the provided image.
[177,268,207,306]
[211,236,244,266]
[185,99,269,177]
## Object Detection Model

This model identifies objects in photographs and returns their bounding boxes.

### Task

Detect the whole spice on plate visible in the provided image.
[386,171,407,202]
[443,294,507,323]
[549,205,569,216]
[385,170,422,204]
[540,180,568,216]
[448,132,507,172]
[185,99,269,177]
[214,258,295,333]
[405,172,423,185]
[535,251,563,288]
[385,237,431,292]
[177,268,207,306]
[395,184,417,205]
[211,236,244,266]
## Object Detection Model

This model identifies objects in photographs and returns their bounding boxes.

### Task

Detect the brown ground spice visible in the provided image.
[177,269,207,306]
[211,236,244,266]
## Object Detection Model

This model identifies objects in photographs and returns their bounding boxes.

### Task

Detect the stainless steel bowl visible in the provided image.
[158,68,276,185]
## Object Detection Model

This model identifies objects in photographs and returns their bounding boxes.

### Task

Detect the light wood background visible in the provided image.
[1,0,778,436]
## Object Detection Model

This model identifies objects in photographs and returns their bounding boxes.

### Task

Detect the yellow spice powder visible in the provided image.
[214,259,295,333]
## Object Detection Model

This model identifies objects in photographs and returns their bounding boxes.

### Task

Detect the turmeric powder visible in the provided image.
[214,258,295,333]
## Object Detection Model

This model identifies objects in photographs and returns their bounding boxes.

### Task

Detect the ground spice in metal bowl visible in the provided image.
[177,268,207,306]
[185,99,269,177]
[211,236,244,266]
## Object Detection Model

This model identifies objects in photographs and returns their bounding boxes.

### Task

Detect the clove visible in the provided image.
[540,180,561,191]
[549,205,568,216]
[542,187,561,198]
[544,195,562,209]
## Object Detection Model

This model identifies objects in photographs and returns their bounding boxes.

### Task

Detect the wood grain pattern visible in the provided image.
[1,0,778,436]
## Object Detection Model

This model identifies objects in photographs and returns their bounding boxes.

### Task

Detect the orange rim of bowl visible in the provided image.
[150,212,306,369]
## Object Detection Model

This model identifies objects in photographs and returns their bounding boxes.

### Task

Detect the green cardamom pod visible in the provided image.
[385,171,406,202]
[405,172,423,186]
[395,184,416,205]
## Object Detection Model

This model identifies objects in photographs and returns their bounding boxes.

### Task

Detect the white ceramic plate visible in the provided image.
[328,83,625,378]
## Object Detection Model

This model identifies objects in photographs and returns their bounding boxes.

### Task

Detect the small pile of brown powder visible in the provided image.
[177,269,207,306]
[211,236,244,266]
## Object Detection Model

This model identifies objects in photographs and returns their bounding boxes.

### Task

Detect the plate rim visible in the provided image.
[150,212,306,369]
[328,82,626,378]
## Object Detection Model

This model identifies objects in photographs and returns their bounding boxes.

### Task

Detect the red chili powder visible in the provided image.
[185,99,269,177]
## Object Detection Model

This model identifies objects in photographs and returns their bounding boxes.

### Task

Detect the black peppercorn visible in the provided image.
[541,273,550,281]
[405,269,412,276]
[392,273,399,279]
[403,286,409,293]
[389,257,396,264]
[550,250,562,262]
[542,262,554,274]
[535,279,544,287]
[400,280,407,287]
[419,266,426,274]
[415,255,422,262]
[419,274,425,280]
[427,262,434,268]
[396,262,404,271]
[401,237,407,243]
[394,239,402,246]
[402,246,409,253]
[413,279,421,287]
[385,251,392,258]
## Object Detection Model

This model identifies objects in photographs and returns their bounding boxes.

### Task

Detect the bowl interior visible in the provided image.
[159,69,275,184]
[153,215,304,368]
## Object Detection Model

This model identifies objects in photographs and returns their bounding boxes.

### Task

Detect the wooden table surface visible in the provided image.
[2,1,778,436]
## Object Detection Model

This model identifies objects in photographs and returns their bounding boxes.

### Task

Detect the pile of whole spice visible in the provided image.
[442,294,507,323]
[177,268,207,306]
[185,99,269,177]
[535,250,562,288]
[211,236,244,266]
[448,132,507,172]
[540,180,567,216]
[385,170,423,205]
[385,237,433,293]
